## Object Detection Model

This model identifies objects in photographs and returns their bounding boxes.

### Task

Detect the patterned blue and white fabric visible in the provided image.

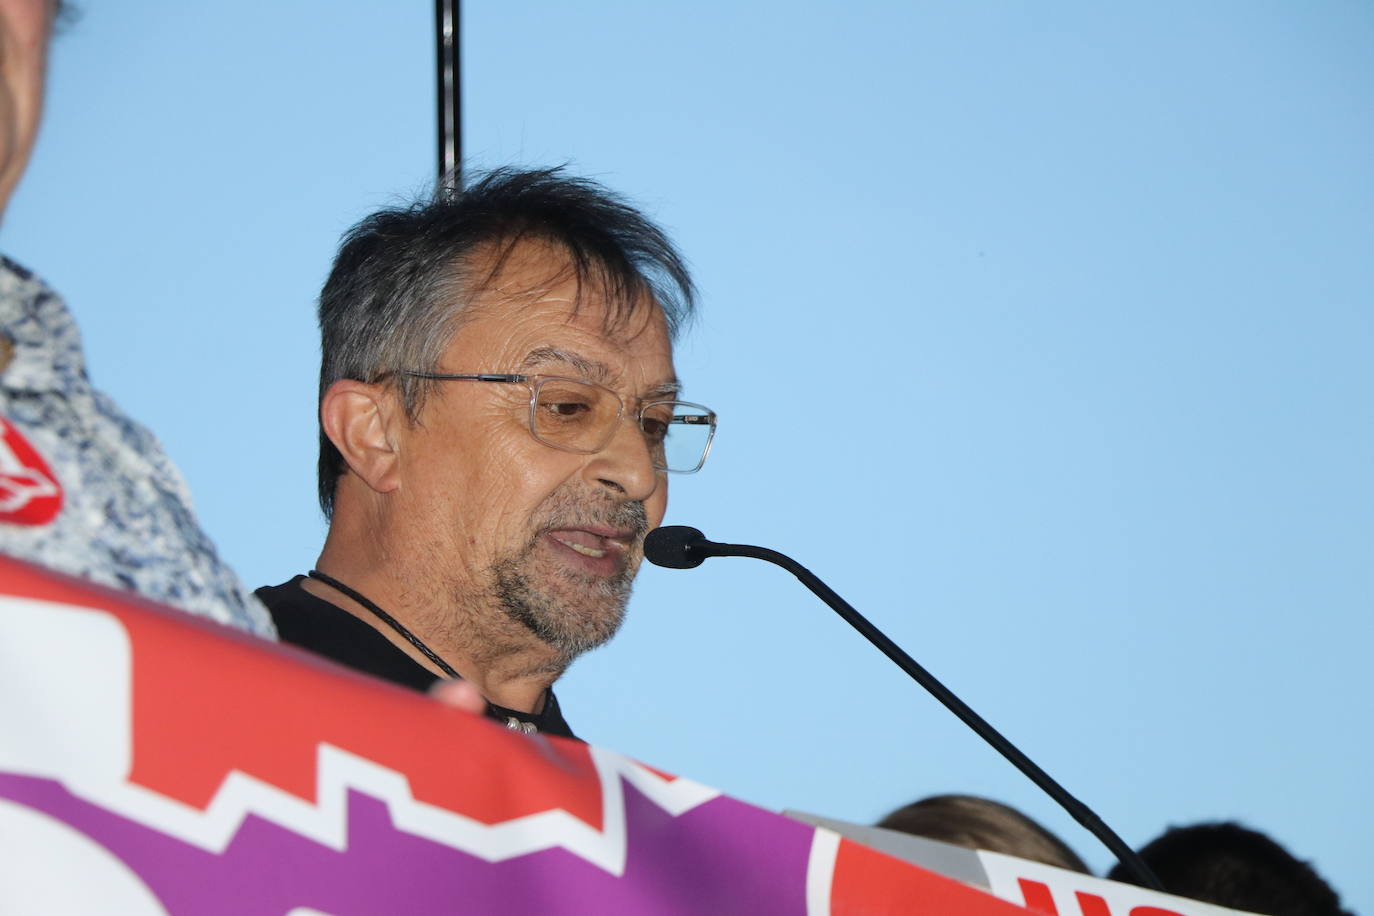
[0,255,275,637]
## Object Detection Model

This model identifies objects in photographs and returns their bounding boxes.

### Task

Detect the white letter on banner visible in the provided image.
[977,850,1256,916]
[0,596,133,783]
[805,827,841,916]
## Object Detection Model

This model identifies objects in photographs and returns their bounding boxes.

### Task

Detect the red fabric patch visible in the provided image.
[0,416,63,525]
[0,555,609,827]
[832,837,1033,915]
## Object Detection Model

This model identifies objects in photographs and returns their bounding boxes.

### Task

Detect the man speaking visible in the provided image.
[258,168,715,738]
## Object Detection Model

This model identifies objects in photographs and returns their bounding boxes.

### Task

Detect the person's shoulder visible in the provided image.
[0,255,35,284]
[255,575,307,607]
[256,575,334,626]
[257,575,439,692]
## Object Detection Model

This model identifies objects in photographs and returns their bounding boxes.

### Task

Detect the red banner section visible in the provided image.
[0,555,1031,915]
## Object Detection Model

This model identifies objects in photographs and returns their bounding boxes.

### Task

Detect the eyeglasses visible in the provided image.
[397,371,717,473]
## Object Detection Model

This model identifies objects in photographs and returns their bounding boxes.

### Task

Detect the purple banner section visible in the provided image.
[0,771,815,915]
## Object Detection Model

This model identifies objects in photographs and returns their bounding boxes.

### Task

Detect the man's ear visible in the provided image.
[320,380,404,495]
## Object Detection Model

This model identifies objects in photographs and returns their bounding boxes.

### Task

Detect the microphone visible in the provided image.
[643,525,716,568]
[644,524,1164,893]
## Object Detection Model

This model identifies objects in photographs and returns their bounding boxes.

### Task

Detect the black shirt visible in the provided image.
[256,576,577,740]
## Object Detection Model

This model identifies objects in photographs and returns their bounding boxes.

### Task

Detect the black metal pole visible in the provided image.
[435,0,461,187]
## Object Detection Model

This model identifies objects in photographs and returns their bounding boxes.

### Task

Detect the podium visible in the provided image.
[0,556,1249,915]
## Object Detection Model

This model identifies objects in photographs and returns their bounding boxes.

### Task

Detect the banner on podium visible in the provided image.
[0,555,1035,915]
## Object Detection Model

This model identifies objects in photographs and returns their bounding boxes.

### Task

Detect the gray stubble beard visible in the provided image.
[489,497,648,662]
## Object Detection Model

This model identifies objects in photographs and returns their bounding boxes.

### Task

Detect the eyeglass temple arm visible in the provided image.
[401,371,529,383]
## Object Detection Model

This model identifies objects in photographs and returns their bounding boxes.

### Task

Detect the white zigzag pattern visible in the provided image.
[0,594,721,877]
[66,744,721,877]
[2,598,839,914]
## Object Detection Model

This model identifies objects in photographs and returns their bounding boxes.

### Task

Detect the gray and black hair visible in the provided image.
[315,166,696,518]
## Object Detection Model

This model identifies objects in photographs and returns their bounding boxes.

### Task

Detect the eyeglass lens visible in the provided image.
[531,377,713,472]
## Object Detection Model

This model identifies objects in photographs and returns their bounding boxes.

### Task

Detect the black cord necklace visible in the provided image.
[307,569,461,679]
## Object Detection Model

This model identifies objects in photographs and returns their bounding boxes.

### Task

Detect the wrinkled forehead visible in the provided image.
[455,236,667,345]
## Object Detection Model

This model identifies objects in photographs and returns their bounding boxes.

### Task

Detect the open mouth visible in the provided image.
[545,527,633,572]
[549,528,628,556]
[557,538,608,558]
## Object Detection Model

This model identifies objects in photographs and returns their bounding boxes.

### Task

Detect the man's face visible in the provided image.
[391,242,676,661]
[0,0,52,216]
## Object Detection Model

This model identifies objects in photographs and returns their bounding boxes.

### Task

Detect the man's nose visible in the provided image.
[583,415,660,501]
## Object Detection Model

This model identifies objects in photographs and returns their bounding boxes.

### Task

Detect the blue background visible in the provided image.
[6,2,1371,911]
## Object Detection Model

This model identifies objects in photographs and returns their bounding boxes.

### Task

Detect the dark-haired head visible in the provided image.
[314,166,695,517]
[1108,822,1351,916]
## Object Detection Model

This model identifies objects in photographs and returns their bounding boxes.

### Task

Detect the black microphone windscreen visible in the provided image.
[643,526,708,569]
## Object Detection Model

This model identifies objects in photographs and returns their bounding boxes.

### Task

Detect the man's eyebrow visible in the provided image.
[521,346,681,398]
[521,347,609,381]
[646,379,682,398]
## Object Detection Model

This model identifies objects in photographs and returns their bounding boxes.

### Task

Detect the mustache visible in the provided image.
[537,493,650,541]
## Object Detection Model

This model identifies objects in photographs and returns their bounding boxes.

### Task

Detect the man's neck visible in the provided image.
[310,543,565,714]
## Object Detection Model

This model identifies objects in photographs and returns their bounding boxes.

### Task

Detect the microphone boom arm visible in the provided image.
[707,539,1164,892]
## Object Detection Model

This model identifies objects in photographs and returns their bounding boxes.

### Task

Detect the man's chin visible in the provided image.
[514,599,627,660]
[492,561,631,659]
